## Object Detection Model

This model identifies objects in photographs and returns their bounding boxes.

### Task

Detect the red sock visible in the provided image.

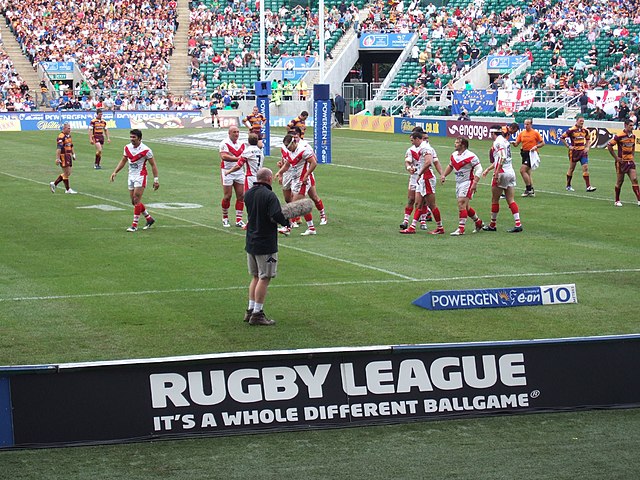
[583,174,590,187]
[467,207,476,217]
[404,206,413,216]
[432,207,441,223]
[221,198,230,218]
[458,209,467,232]
[490,203,499,227]
[509,202,521,227]
[314,199,324,211]
[235,200,244,211]
[633,185,640,201]
[134,203,144,215]
[63,178,70,190]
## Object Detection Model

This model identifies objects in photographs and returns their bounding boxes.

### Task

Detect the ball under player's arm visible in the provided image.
[148,156,160,190]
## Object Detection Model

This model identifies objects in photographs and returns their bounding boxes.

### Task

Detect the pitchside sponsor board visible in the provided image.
[2,335,640,448]
[413,284,577,311]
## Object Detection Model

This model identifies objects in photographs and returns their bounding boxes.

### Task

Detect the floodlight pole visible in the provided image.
[319,0,325,83]
[259,0,265,81]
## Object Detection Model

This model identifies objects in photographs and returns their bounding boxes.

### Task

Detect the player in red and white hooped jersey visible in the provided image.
[441,137,484,236]
[279,126,327,227]
[481,126,523,233]
[419,129,443,225]
[224,133,263,192]
[399,132,422,230]
[219,125,246,228]
[400,132,445,234]
[276,133,319,236]
[110,129,159,232]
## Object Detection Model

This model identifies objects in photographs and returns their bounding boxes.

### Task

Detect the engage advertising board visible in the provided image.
[2,335,640,448]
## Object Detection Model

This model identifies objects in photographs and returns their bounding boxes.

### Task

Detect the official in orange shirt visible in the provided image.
[512,118,544,197]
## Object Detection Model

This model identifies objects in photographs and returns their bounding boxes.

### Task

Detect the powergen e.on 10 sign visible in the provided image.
[413,284,577,311]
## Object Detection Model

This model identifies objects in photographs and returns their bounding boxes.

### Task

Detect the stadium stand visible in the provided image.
[2,0,178,99]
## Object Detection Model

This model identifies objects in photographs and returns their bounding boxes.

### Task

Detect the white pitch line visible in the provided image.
[1,171,415,281]
[2,268,638,303]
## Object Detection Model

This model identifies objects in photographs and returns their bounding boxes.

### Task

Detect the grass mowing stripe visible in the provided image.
[3,268,637,303]
[1,170,416,281]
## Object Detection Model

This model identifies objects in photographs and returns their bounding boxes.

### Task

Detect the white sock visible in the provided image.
[253,302,263,313]
[248,300,255,310]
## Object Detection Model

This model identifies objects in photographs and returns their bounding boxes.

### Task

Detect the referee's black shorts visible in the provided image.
[521,150,531,167]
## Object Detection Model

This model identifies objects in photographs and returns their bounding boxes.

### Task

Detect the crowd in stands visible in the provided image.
[187,0,359,98]
[513,0,640,92]
[2,0,177,96]
[1,0,640,119]
[0,48,36,111]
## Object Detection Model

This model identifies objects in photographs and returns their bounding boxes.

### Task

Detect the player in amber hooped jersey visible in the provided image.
[287,111,309,138]
[225,133,263,191]
[482,126,523,233]
[219,125,247,228]
[441,137,484,236]
[243,106,266,139]
[88,109,111,169]
[276,133,318,236]
[110,129,159,232]
[50,123,78,194]
[607,118,640,206]
[561,116,596,192]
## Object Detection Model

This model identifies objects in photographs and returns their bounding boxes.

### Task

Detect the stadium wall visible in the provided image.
[350,116,636,148]
[0,108,316,132]
[1,335,640,449]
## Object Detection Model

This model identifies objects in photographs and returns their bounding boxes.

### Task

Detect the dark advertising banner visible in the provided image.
[451,91,497,115]
[4,335,640,448]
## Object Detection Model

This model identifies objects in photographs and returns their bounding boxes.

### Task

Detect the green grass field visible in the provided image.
[1,126,639,478]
